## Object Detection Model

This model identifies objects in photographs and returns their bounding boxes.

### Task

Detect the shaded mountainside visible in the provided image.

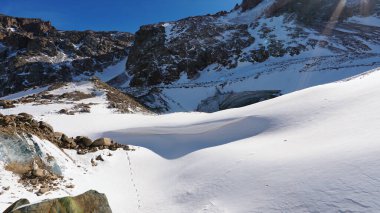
[121,0,380,112]
[0,14,134,97]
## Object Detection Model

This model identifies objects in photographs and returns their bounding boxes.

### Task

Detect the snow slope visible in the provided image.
[1,67,380,212]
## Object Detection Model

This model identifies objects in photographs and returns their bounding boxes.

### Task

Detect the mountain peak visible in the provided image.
[241,0,264,12]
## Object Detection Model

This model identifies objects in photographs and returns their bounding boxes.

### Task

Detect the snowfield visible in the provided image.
[1,67,380,212]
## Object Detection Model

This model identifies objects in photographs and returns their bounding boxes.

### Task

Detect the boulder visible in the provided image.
[38,186,50,195]
[0,100,16,109]
[96,155,104,161]
[53,132,64,140]
[6,190,112,213]
[92,138,113,147]
[3,199,30,213]
[32,168,45,177]
[75,136,93,147]
[38,121,54,132]
[61,134,76,148]
[17,113,33,121]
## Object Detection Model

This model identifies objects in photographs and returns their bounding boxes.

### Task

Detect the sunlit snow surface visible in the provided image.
[1,68,380,212]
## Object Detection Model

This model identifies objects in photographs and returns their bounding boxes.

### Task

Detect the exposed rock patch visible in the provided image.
[91,77,151,113]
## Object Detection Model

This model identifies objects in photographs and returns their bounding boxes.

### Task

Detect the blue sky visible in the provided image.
[0,0,241,33]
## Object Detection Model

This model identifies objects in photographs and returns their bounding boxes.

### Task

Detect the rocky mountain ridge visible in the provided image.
[0,14,134,97]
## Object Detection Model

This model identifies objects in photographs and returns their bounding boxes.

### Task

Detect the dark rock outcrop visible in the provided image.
[127,16,254,87]
[267,0,378,24]
[5,190,112,213]
[241,0,263,12]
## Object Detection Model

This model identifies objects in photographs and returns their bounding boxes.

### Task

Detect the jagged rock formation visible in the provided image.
[127,17,254,87]
[0,14,134,97]
[4,190,112,213]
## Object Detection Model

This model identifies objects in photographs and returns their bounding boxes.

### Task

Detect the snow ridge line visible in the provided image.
[126,151,142,209]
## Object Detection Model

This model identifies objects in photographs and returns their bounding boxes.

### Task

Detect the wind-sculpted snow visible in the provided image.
[1,67,380,212]
[104,116,271,159]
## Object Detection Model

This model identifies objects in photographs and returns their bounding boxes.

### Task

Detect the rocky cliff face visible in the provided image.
[126,0,379,88]
[121,0,380,112]
[0,14,134,97]
[127,15,254,87]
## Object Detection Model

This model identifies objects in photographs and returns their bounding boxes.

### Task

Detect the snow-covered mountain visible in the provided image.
[121,0,380,112]
[1,66,380,212]
[1,1,380,212]
[1,0,379,113]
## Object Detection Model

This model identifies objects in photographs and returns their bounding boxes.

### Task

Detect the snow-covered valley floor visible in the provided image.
[1,68,380,212]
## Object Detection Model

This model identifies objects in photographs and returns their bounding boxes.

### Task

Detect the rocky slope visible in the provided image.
[0,14,134,97]
[120,0,380,112]
[0,78,150,115]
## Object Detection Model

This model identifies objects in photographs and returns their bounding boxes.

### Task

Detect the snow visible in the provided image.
[2,67,380,212]
[347,16,380,27]
[6,27,15,32]
[47,82,95,96]
[0,86,49,100]
[94,57,128,82]
[0,42,5,50]
[0,81,117,117]
[25,51,76,64]
[157,52,380,111]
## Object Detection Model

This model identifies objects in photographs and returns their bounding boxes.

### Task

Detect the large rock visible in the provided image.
[3,199,30,213]
[92,138,113,147]
[0,100,16,109]
[38,121,54,132]
[6,190,112,213]
[75,136,93,147]
[32,168,45,177]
